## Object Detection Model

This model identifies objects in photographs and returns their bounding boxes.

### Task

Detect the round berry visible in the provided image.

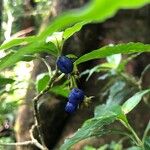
[65,102,77,113]
[56,56,73,74]
[68,88,85,105]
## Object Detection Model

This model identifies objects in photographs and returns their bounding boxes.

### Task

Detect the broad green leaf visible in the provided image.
[122,89,150,114]
[36,73,50,93]
[95,104,127,123]
[40,0,150,40]
[106,80,136,105]
[1,0,150,70]
[75,43,150,65]
[60,113,116,150]
[0,42,57,70]
[50,85,70,97]
[0,36,36,51]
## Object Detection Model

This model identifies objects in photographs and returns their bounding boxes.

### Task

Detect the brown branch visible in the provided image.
[29,125,47,150]
[32,69,58,150]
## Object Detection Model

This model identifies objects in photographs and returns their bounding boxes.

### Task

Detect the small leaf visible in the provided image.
[106,54,122,68]
[75,43,150,65]
[122,89,150,114]
[36,73,50,93]
[46,32,63,52]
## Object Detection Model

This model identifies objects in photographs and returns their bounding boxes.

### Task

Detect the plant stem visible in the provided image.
[32,69,58,150]
[127,123,143,147]
[121,120,144,149]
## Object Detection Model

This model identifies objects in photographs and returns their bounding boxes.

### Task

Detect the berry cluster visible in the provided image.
[65,88,84,113]
[57,56,85,114]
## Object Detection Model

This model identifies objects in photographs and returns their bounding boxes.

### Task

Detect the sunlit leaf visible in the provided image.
[106,54,122,68]
[122,89,150,114]
[0,36,36,51]
[36,73,50,93]
[75,43,150,65]
[0,42,57,70]
[50,85,70,97]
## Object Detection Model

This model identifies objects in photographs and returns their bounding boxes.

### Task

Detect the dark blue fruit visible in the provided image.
[68,88,85,105]
[65,102,77,113]
[56,56,73,74]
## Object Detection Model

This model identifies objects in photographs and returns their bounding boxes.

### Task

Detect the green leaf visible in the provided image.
[106,80,136,105]
[109,141,123,150]
[0,42,57,70]
[1,0,150,70]
[0,36,36,51]
[50,85,70,97]
[95,104,127,123]
[60,113,116,150]
[46,32,63,53]
[126,146,142,150]
[106,54,122,69]
[0,76,15,87]
[83,145,96,150]
[40,0,150,40]
[144,137,150,150]
[97,144,108,150]
[75,43,150,65]
[36,73,50,93]
[122,89,150,114]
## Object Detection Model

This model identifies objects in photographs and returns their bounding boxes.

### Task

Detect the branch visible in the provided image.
[32,69,58,149]
[0,140,45,150]
[0,141,33,146]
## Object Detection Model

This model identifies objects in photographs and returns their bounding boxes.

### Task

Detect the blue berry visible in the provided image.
[56,56,73,74]
[68,88,85,105]
[65,102,77,113]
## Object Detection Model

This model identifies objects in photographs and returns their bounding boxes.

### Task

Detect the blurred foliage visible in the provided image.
[0,0,52,141]
[0,0,149,150]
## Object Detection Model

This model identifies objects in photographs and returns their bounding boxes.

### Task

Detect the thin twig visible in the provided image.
[29,125,47,150]
[0,141,34,146]
[32,68,58,149]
